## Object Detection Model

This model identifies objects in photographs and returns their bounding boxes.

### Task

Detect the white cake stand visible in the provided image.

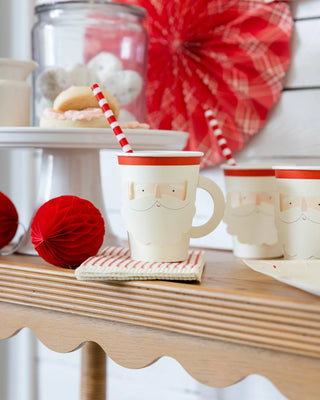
[0,127,188,255]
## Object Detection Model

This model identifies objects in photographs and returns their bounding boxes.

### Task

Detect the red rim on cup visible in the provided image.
[222,164,275,177]
[273,166,320,180]
[118,151,203,166]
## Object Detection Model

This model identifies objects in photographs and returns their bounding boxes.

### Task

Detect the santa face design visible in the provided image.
[276,193,320,259]
[224,190,278,245]
[122,180,196,245]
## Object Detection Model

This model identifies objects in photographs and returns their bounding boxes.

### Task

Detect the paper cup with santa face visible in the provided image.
[223,164,282,259]
[274,167,320,260]
[117,151,225,262]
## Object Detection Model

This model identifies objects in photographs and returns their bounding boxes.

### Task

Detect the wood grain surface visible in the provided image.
[0,249,319,399]
[81,342,106,400]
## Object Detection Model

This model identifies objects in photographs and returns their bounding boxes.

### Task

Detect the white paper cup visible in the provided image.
[222,163,282,259]
[274,166,320,260]
[118,151,225,262]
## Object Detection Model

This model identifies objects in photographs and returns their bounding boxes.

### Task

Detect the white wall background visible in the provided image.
[0,0,319,399]
[0,0,39,399]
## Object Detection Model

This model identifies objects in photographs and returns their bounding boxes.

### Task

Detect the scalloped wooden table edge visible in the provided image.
[0,248,319,400]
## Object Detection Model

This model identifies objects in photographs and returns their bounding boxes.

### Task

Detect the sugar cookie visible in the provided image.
[40,107,110,128]
[40,115,108,128]
[119,121,149,129]
[53,86,120,118]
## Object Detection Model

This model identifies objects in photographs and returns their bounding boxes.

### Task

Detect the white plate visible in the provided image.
[243,259,320,296]
[0,127,188,150]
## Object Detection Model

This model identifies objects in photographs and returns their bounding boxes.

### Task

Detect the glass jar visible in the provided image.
[32,1,148,125]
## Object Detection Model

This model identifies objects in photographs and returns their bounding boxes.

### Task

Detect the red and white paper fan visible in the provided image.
[120,0,293,167]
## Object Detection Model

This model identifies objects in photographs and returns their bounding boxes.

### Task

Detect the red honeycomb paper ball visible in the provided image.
[30,195,105,268]
[0,192,19,249]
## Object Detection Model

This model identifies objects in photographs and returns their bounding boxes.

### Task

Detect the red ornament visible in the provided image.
[31,196,105,268]
[0,192,19,249]
[119,0,293,167]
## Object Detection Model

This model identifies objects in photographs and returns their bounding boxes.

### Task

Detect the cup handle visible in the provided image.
[190,176,225,238]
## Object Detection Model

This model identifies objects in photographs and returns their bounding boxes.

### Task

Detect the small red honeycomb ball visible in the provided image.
[0,192,19,249]
[31,195,105,268]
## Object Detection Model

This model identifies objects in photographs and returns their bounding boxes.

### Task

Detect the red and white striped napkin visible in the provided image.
[75,246,206,282]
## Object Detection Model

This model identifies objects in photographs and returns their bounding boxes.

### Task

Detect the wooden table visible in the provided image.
[0,249,319,400]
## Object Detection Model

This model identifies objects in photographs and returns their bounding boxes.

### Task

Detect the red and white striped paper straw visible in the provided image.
[91,83,133,153]
[204,109,236,166]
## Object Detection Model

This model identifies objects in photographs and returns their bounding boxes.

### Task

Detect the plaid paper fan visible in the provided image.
[120,0,293,167]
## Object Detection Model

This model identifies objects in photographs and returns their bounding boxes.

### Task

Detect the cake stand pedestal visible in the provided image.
[18,147,118,254]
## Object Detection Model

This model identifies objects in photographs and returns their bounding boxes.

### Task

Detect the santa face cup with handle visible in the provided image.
[274,166,320,260]
[223,164,283,259]
[118,151,225,262]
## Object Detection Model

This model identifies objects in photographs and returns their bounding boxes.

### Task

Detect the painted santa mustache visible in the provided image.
[127,195,190,212]
[279,208,320,224]
[228,203,274,217]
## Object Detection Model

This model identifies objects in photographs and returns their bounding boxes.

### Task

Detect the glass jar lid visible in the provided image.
[35,1,147,19]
